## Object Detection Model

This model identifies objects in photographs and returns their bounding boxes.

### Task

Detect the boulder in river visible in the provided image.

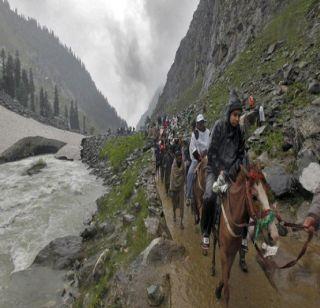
[0,136,65,164]
[33,236,82,270]
[23,158,47,176]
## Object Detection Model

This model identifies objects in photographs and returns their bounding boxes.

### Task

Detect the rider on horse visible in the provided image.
[202,92,249,271]
[186,114,210,206]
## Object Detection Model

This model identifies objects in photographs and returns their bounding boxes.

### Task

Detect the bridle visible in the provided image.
[220,166,313,270]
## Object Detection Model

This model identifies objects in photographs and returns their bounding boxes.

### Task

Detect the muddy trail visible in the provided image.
[157,182,320,308]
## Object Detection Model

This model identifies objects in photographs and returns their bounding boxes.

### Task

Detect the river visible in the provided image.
[0,155,105,307]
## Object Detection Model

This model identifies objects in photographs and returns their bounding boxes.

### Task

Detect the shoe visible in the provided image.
[201,237,210,249]
[186,198,191,207]
[201,237,210,256]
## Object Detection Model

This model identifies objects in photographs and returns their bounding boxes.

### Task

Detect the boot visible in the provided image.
[239,247,248,273]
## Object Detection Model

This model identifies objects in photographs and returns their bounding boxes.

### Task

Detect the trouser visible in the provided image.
[172,189,184,219]
[186,160,198,199]
[201,171,217,238]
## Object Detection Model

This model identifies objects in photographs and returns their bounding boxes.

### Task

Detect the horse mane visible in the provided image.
[246,163,269,191]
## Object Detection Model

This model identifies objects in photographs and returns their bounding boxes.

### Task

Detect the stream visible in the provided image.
[0,155,105,307]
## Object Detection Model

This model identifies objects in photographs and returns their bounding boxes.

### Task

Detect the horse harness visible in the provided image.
[220,178,314,270]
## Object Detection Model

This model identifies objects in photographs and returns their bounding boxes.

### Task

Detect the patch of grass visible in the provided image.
[99,133,144,171]
[76,153,152,307]
[97,156,143,221]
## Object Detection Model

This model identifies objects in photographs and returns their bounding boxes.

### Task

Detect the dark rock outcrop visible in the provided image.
[33,236,82,270]
[0,136,65,164]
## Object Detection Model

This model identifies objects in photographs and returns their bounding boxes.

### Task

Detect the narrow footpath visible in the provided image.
[157,181,320,308]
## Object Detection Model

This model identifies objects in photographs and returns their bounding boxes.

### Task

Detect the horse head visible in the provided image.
[245,164,279,243]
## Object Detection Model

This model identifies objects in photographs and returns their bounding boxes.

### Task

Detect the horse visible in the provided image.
[192,156,208,225]
[212,164,279,306]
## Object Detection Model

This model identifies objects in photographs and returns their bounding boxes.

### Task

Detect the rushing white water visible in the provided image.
[0,155,104,274]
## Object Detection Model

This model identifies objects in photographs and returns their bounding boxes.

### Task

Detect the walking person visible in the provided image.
[169,150,186,229]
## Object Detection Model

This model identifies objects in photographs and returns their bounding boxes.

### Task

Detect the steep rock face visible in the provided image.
[155,0,288,113]
[136,86,163,129]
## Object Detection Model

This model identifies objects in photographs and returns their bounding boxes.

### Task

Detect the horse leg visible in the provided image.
[223,249,237,307]
[215,248,227,299]
[211,228,217,276]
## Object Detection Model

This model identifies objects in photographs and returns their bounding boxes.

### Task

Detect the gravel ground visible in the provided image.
[0,106,83,158]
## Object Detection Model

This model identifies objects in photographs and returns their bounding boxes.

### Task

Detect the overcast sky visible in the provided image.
[7,0,199,126]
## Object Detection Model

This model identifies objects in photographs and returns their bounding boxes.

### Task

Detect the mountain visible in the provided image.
[0,0,126,131]
[136,86,163,130]
[154,0,293,115]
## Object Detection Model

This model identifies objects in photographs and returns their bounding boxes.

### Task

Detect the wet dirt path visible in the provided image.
[157,181,320,308]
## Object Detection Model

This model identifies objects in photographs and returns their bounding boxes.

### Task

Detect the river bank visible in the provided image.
[0,154,105,307]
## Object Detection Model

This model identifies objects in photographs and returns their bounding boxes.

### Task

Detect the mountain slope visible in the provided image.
[154,0,291,114]
[136,86,163,129]
[0,0,126,131]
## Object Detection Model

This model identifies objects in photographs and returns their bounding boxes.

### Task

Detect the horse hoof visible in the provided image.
[211,267,216,276]
[215,287,222,299]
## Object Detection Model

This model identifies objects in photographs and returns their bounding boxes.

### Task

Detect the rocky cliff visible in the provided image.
[155,0,291,113]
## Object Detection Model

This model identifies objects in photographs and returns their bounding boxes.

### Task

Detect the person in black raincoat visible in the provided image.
[202,92,249,271]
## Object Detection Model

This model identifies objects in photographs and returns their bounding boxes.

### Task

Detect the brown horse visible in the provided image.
[192,156,208,225]
[212,165,279,306]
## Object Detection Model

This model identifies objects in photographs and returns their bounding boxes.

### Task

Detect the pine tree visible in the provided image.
[21,69,29,93]
[0,48,5,81]
[29,68,35,112]
[44,90,52,118]
[39,87,45,116]
[83,115,86,134]
[14,50,21,89]
[53,85,59,116]
[64,104,68,120]
[69,100,74,128]
[74,101,80,130]
[17,69,29,107]
[5,53,15,97]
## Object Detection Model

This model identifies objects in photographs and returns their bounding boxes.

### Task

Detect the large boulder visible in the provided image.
[299,162,320,193]
[0,136,65,163]
[141,238,185,266]
[33,236,82,270]
[263,165,293,197]
[308,79,320,94]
